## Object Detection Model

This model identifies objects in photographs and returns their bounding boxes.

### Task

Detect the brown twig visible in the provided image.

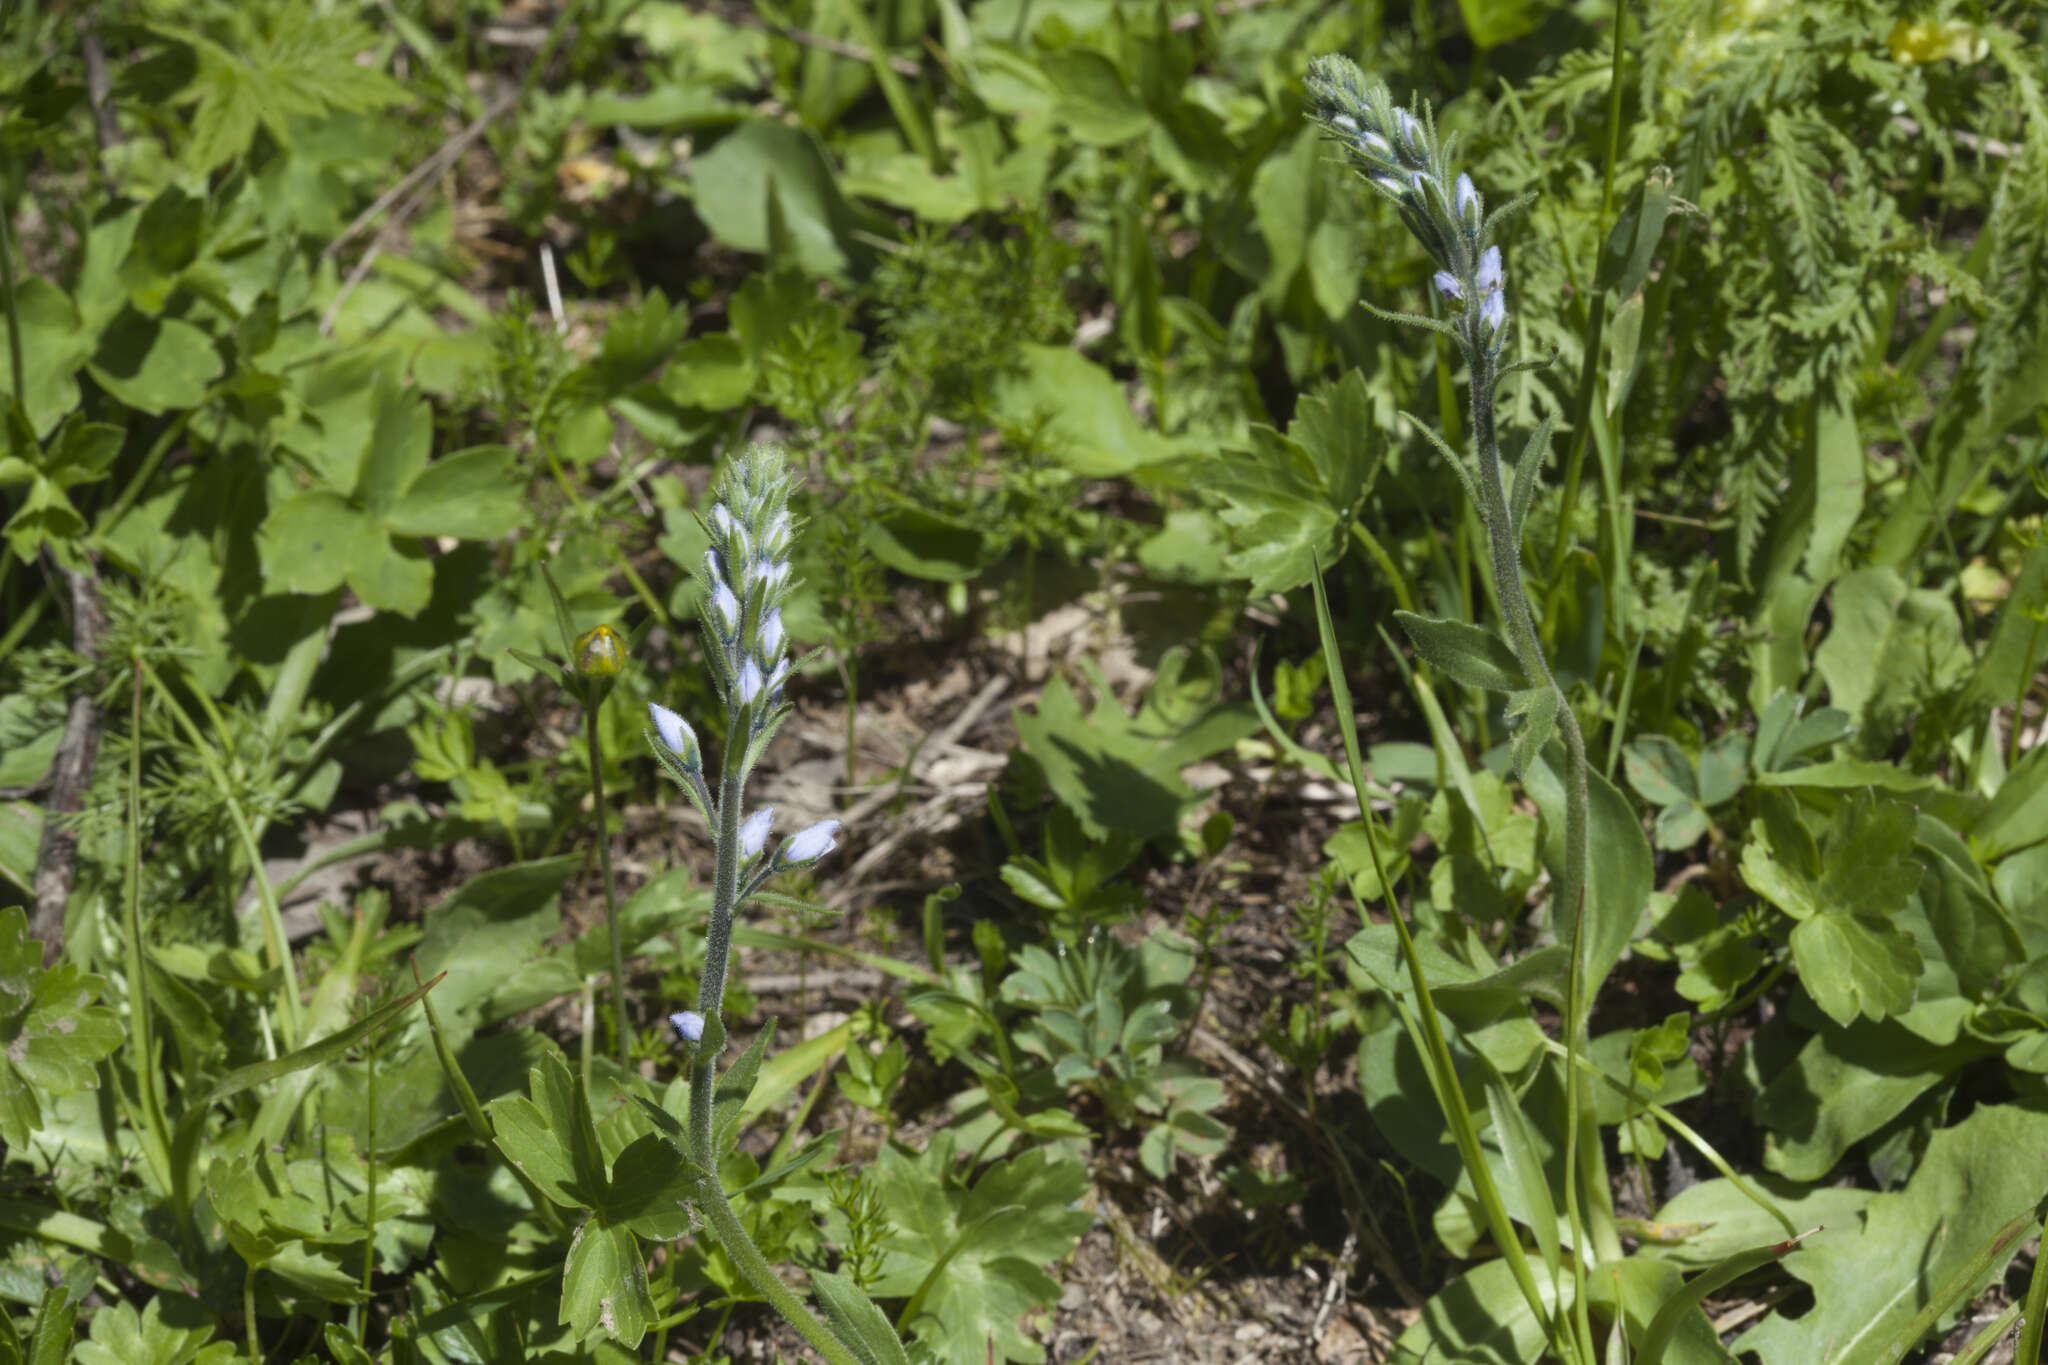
[31,562,105,963]
[77,14,120,151]
[326,93,515,260]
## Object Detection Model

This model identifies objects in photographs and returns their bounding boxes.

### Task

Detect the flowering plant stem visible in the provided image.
[1302,55,1623,1364]
[648,445,871,1365]
[685,762,860,1365]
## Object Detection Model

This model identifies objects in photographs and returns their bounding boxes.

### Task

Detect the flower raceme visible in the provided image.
[643,446,849,1013]
[1303,55,1515,357]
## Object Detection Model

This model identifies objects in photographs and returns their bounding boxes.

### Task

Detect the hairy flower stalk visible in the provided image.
[1306,55,1612,1363]
[644,445,876,1365]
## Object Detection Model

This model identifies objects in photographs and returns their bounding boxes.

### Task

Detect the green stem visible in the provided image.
[1469,345,1607,1359]
[121,661,175,1206]
[0,189,25,404]
[586,702,629,1072]
[2016,1212,2048,1365]
[1307,562,1572,1361]
[684,748,861,1365]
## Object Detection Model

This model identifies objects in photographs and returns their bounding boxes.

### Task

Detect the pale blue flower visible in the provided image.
[739,807,774,859]
[649,702,698,762]
[1433,271,1463,302]
[778,818,840,867]
[1481,288,1507,339]
[670,1010,704,1043]
[712,581,741,631]
[1477,245,1504,294]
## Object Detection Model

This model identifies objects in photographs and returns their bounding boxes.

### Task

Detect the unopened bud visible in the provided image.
[575,624,624,678]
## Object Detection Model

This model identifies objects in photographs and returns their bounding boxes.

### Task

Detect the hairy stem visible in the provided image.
[685,749,858,1365]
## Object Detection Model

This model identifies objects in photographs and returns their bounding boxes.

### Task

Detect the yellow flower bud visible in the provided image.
[574,624,625,678]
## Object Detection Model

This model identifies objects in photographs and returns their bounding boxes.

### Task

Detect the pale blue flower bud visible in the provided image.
[778,818,840,867]
[1481,288,1507,339]
[764,658,791,701]
[759,606,785,657]
[764,510,792,554]
[649,702,699,764]
[1477,245,1504,294]
[736,657,764,704]
[712,581,741,632]
[1433,271,1463,301]
[710,505,733,537]
[739,807,774,859]
[1394,108,1422,151]
[1411,171,1429,196]
[1455,173,1478,224]
[670,1010,704,1043]
[1373,174,1403,195]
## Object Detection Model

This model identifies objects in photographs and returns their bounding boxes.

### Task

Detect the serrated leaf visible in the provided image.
[1789,913,1921,1026]
[1738,1104,2048,1365]
[868,1139,1092,1365]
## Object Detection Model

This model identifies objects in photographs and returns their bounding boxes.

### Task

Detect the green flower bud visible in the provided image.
[575,624,625,678]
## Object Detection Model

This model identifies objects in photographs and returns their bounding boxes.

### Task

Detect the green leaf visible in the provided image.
[1813,568,1972,754]
[1393,612,1527,692]
[385,446,525,540]
[339,534,434,617]
[688,119,861,278]
[661,333,753,411]
[1623,735,1699,807]
[1754,1019,1985,1180]
[1646,1176,1873,1270]
[811,1270,913,1365]
[257,492,379,597]
[88,313,223,413]
[1393,1254,1566,1364]
[861,501,988,582]
[151,10,405,172]
[1972,740,2048,860]
[0,907,123,1148]
[352,372,434,517]
[1524,752,1651,1008]
[75,1296,234,1365]
[0,276,91,437]
[560,1218,655,1346]
[1738,1103,2048,1365]
[1037,48,1149,144]
[1012,654,1257,842]
[868,1138,1092,1365]
[992,343,1178,477]
[593,1134,700,1239]
[1595,168,1678,298]
[1789,913,1922,1027]
[1207,369,1382,594]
